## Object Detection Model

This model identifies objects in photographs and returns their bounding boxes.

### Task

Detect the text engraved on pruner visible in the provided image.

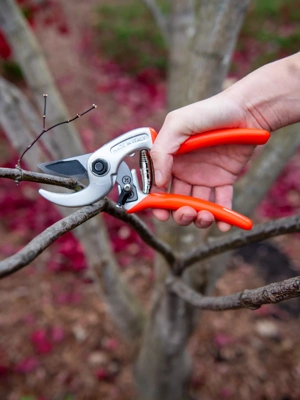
[111,134,148,154]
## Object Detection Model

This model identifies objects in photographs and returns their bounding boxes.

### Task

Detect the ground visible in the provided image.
[0,1,300,400]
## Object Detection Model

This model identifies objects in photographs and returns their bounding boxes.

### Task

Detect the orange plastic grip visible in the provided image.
[128,193,252,230]
[175,128,270,155]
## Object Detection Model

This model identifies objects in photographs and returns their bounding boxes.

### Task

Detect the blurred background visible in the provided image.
[0,1,300,399]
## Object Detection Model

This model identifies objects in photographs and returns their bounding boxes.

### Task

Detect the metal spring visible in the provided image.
[139,149,154,194]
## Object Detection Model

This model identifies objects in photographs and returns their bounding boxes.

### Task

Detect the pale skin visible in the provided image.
[150,52,300,231]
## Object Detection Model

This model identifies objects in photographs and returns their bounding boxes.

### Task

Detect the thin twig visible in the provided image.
[178,215,300,272]
[43,93,47,130]
[168,275,300,311]
[17,103,97,168]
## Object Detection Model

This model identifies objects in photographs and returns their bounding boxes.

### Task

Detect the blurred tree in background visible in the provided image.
[0,1,299,400]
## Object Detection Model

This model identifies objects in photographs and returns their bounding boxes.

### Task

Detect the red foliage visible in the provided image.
[31,330,53,354]
[259,154,300,219]
[97,62,166,117]
[15,357,40,373]
[16,0,70,34]
[0,29,12,59]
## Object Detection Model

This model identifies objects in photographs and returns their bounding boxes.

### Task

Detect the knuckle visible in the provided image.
[164,110,178,126]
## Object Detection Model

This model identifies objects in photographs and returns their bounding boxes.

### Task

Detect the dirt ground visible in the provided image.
[0,1,300,400]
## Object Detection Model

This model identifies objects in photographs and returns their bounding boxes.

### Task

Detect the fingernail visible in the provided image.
[155,170,162,186]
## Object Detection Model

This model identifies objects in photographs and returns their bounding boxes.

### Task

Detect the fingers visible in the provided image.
[191,186,215,229]
[153,184,234,232]
[152,208,170,221]
[215,185,233,232]
[171,180,215,228]
[171,179,195,226]
[151,185,170,221]
[172,206,198,226]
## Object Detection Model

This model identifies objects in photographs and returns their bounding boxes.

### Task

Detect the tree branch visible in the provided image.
[3,166,300,274]
[0,200,108,278]
[141,0,170,46]
[168,275,300,311]
[0,167,177,269]
[0,167,84,191]
[104,201,176,267]
[178,215,300,271]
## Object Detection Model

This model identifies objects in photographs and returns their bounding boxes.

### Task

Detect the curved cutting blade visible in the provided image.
[39,183,104,207]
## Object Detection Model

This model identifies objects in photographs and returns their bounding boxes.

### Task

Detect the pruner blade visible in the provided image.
[38,153,92,180]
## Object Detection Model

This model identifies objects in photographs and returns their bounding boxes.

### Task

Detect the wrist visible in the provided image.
[226,53,300,131]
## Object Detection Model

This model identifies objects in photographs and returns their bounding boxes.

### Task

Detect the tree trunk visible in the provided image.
[168,0,250,109]
[135,2,250,399]
[134,287,195,400]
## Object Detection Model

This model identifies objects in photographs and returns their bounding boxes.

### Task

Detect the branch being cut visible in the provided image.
[0,167,176,271]
[168,275,300,311]
[2,167,300,275]
[0,167,84,191]
[141,0,170,45]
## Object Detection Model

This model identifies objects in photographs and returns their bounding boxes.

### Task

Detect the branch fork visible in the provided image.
[0,166,300,312]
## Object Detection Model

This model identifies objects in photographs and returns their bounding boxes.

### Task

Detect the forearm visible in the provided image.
[226,52,300,131]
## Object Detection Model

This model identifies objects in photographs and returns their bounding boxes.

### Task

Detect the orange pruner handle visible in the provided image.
[140,127,271,230]
[175,128,270,155]
[150,127,270,154]
[128,193,252,230]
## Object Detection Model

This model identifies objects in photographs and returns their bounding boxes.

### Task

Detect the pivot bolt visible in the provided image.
[92,159,109,176]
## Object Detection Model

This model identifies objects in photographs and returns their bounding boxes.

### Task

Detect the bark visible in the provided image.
[2,2,298,399]
[1,163,299,399]
[167,0,195,109]
[135,2,250,399]
[179,215,300,270]
[134,288,194,400]
[205,124,300,294]
[168,0,250,109]
[169,275,300,311]
[0,200,107,278]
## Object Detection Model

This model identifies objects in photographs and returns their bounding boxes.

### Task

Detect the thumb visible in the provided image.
[150,110,193,187]
[150,149,173,188]
[151,94,235,187]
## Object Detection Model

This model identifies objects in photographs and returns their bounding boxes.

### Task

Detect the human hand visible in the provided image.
[150,93,263,232]
[150,54,299,231]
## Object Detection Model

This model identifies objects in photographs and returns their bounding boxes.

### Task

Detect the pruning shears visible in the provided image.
[38,127,270,230]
